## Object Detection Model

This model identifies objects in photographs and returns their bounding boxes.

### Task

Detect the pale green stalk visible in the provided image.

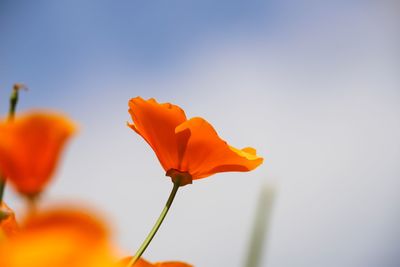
[126,181,180,267]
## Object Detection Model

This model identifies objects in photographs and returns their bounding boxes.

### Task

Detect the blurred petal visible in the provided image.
[134,258,153,267]
[119,257,192,267]
[0,202,18,238]
[176,117,263,179]
[118,258,153,267]
[0,208,116,267]
[0,112,76,196]
[128,97,188,171]
[154,262,193,267]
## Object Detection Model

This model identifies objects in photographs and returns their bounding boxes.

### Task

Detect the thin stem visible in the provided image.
[243,185,275,267]
[27,194,39,217]
[8,85,19,122]
[0,181,5,203]
[0,85,23,203]
[126,181,180,267]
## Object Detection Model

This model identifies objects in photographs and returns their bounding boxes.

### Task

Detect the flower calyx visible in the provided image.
[166,169,192,187]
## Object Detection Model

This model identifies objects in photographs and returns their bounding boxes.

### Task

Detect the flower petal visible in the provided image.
[0,208,116,267]
[118,258,153,267]
[119,258,192,267]
[154,262,193,267]
[0,112,76,196]
[176,117,263,179]
[128,97,188,171]
[0,202,18,238]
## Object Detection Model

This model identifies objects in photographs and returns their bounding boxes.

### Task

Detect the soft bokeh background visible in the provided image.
[1,1,399,267]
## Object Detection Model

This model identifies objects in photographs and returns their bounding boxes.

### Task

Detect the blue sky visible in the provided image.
[0,0,376,103]
[0,0,270,90]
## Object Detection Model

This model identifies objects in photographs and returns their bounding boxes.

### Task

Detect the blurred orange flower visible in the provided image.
[0,208,117,267]
[0,112,76,196]
[128,97,263,185]
[120,257,193,267]
[0,202,18,238]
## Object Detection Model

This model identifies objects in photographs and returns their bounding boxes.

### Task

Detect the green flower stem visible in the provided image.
[126,181,180,267]
[244,186,275,267]
[8,85,20,122]
[27,194,39,216]
[0,181,5,203]
[0,85,22,203]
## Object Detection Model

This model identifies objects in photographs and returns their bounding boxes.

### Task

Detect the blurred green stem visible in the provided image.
[8,84,20,122]
[0,182,5,203]
[0,84,24,203]
[244,185,275,267]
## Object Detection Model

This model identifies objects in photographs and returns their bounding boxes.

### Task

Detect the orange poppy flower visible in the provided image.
[0,112,76,196]
[128,97,263,186]
[119,257,193,267]
[0,202,18,238]
[0,208,117,267]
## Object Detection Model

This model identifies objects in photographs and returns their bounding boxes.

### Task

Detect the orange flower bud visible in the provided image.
[0,112,76,196]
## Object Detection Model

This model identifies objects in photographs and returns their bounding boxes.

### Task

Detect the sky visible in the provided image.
[1,1,399,267]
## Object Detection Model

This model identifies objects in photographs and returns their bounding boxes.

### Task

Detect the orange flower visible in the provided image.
[0,202,18,238]
[128,97,263,185]
[0,112,76,196]
[119,257,193,267]
[0,208,117,267]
